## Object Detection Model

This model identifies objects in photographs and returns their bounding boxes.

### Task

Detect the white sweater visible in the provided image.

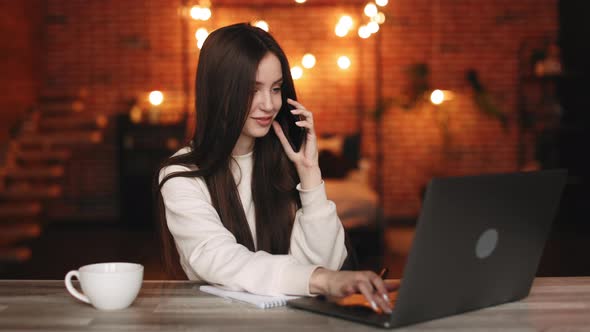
[158,147,347,296]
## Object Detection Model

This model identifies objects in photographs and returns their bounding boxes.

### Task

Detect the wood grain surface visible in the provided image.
[0,277,589,331]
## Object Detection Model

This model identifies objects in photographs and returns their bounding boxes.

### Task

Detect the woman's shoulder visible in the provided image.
[168,146,192,158]
[159,146,199,181]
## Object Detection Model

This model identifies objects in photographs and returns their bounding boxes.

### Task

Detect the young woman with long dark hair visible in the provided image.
[156,23,395,313]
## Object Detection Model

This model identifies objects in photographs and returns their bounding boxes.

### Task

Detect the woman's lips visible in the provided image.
[252,116,273,126]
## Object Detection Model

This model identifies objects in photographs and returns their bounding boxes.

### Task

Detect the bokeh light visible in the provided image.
[337,56,351,70]
[430,89,444,105]
[302,53,316,69]
[253,20,269,32]
[291,66,303,79]
[149,91,164,106]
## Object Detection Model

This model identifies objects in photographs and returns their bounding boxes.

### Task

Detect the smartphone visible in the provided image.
[275,99,306,152]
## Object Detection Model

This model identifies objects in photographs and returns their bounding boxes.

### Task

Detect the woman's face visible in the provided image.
[236,52,283,153]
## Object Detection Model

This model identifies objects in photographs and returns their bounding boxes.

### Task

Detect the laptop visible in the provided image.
[288,169,567,328]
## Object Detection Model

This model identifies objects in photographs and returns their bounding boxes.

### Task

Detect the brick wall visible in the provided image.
[41,0,558,218]
[0,0,45,142]
[374,0,558,216]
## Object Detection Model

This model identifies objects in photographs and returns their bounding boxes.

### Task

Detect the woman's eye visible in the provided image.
[272,87,282,93]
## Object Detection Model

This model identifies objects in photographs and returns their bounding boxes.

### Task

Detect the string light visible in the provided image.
[364,3,378,17]
[339,3,386,40]
[195,28,209,49]
[335,15,354,37]
[189,5,211,21]
[339,15,353,29]
[376,0,388,6]
[367,21,380,33]
[430,90,444,105]
[291,66,303,80]
[189,6,201,20]
[200,7,211,20]
[195,28,208,41]
[430,90,454,105]
[375,12,386,24]
[302,53,316,69]
[337,56,351,70]
[358,25,371,39]
[295,0,306,3]
[253,20,269,32]
[335,24,349,37]
[149,91,164,106]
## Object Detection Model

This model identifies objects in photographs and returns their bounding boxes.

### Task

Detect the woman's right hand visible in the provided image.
[309,268,399,314]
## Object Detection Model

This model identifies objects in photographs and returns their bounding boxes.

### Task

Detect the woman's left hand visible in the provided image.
[272,98,321,188]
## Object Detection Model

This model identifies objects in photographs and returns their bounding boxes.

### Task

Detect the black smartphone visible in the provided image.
[275,99,306,152]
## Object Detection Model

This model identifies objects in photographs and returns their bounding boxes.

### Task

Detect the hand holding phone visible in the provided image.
[275,98,306,152]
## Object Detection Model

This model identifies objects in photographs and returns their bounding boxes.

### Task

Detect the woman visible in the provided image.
[156,23,395,313]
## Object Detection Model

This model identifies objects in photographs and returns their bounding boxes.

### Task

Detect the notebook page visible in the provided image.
[199,285,300,309]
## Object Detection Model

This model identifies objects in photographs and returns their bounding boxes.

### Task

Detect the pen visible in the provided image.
[378,267,393,313]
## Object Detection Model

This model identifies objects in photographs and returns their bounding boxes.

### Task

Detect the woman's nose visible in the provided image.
[260,92,274,112]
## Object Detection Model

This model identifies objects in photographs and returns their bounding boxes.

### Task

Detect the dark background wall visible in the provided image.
[1,0,559,217]
[0,1,45,143]
[0,1,587,279]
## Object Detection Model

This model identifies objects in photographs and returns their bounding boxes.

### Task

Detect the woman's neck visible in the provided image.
[232,135,254,156]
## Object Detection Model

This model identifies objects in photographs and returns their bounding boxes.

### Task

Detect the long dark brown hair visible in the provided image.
[154,23,302,279]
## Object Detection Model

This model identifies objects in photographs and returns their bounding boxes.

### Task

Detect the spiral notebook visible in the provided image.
[199,285,300,309]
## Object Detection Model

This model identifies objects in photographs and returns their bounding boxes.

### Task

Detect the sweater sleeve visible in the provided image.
[159,165,318,296]
[289,181,348,270]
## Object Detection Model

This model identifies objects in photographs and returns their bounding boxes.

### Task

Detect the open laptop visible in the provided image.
[288,169,567,328]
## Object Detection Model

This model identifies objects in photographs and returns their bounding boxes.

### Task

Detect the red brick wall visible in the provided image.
[373,0,559,216]
[42,0,558,217]
[0,0,45,142]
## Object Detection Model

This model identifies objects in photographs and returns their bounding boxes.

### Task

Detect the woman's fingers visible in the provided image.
[357,279,392,314]
[271,121,296,157]
[287,97,305,109]
[290,109,314,125]
[290,108,313,120]
[295,120,313,130]
[365,273,393,314]
[369,273,390,299]
[356,280,379,312]
[317,270,396,314]
[287,99,315,133]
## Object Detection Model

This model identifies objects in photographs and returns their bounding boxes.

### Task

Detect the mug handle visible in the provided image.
[64,270,90,304]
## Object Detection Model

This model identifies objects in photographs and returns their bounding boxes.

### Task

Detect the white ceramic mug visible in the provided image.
[64,262,144,310]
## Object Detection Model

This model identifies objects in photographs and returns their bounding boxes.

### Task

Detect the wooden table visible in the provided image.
[0,277,589,331]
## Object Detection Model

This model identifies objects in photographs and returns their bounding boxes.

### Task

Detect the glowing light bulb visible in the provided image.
[335,24,349,37]
[358,25,371,39]
[149,91,164,106]
[430,89,444,105]
[190,5,211,20]
[375,12,386,24]
[291,66,303,80]
[197,38,205,49]
[295,0,306,3]
[195,28,208,41]
[364,3,378,17]
[189,6,203,20]
[302,53,316,69]
[367,21,380,33]
[339,15,353,30]
[337,56,351,70]
[376,0,388,6]
[200,7,211,20]
[254,20,269,32]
